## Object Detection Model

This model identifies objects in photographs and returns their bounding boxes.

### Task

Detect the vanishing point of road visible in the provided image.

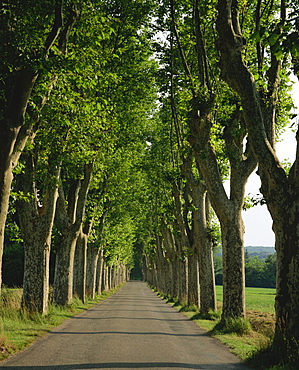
[0,281,251,370]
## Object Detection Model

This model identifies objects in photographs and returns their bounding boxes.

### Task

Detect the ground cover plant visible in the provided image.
[0,285,123,361]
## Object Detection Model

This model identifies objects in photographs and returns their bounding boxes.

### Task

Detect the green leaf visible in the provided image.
[268,33,279,46]
[251,30,261,42]
[275,49,284,60]
[291,43,299,57]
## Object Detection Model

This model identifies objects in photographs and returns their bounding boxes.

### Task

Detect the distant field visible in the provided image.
[216,285,276,313]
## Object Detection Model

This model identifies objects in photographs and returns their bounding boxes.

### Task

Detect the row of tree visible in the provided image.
[139,0,299,362]
[1,0,299,362]
[0,0,157,313]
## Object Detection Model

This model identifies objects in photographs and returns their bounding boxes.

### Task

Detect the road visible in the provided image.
[0,281,251,370]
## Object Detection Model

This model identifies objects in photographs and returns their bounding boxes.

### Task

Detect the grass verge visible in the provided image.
[0,285,123,361]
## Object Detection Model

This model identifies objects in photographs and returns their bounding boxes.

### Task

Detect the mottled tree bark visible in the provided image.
[96,249,104,295]
[190,134,255,319]
[197,193,216,314]
[182,160,216,312]
[187,252,199,307]
[85,209,108,298]
[216,0,299,350]
[170,0,256,320]
[53,163,93,306]
[86,245,100,298]
[103,263,110,291]
[73,227,87,303]
[16,154,60,313]
[160,223,175,297]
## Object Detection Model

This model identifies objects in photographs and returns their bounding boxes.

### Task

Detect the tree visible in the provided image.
[15,150,60,313]
[245,256,264,287]
[85,195,109,299]
[160,0,257,322]
[245,253,276,288]
[264,253,276,288]
[216,0,299,357]
[53,163,93,306]
[2,0,157,310]
[0,1,78,291]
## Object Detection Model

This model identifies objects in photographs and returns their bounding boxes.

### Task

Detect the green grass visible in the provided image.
[0,286,123,361]
[216,285,276,313]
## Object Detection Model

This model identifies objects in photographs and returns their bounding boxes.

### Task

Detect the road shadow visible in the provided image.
[71,316,187,322]
[48,330,206,337]
[0,361,249,369]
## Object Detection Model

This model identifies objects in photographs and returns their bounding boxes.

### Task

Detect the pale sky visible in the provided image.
[243,77,299,246]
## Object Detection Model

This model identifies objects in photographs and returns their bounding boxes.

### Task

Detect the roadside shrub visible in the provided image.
[0,288,22,315]
[179,304,198,312]
[214,317,252,335]
[192,310,221,321]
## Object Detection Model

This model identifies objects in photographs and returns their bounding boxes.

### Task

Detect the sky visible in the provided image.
[242,77,299,247]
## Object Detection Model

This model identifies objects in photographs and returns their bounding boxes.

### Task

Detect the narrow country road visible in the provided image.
[0,281,251,370]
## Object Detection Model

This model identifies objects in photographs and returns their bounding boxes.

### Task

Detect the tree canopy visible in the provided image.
[1,0,299,365]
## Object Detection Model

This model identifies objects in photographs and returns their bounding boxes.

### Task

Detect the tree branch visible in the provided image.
[45,3,63,54]
[170,0,196,96]
[216,0,287,191]
[58,6,79,54]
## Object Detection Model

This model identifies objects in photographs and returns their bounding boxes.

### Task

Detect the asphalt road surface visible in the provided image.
[0,281,252,370]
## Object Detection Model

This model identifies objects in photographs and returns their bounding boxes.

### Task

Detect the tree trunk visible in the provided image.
[221,213,245,319]
[187,251,199,307]
[54,236,79,306]
[154,233,166,294]
[169,0,256,321]
[273,213,299,350]
[165,260,173,297]
[199,236,216,313]
[53,163,93,306]
[21,222,56,314]
[86,245,101,299]
[108,266,112,289]
[0,70,38,290]
[216,0,299,350]
[182,163,216,312]
[73,228,87,303]
[104,264,109,291]
[86,209,107,298]
[54,227,79,305]
[198,195,216,313]
[172,185,189,303]
[179,257,188,304]
[96,249,104,295]
[189,140,253,319]
[16,155,60,314]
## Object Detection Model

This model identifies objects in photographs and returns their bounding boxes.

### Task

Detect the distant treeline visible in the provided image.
[245,246,275,259]
[215,249,276,288]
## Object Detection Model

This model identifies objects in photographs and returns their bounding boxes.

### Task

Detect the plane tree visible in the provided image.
[14,70,108,309]
[216,0,299,358]
[9,0,157,310]
[13,3,116,307]
[0,0,80,291]
[140,92,217,311]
